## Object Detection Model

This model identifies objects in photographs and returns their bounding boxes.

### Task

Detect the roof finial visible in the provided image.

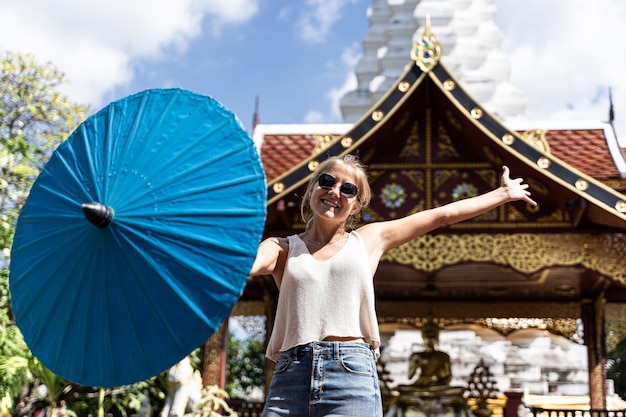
[411,14,442,72]
[609,87,615,124]
[252,95,260,131]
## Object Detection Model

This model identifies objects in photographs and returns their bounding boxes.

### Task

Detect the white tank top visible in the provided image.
[265,231,380,362]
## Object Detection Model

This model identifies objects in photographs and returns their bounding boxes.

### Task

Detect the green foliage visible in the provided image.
[0,50,88,269]
[184,385,237,417]
[0,50,87,416]
[607,337,626,400]
[225,332,265,400]
[61,377,168,417]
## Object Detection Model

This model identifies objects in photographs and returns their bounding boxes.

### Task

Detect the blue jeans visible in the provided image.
[262,342,383,417]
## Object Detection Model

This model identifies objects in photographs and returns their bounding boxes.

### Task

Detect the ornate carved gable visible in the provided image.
[249,24,626,319]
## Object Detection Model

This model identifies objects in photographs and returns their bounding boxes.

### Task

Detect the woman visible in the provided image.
[250,154,536,417]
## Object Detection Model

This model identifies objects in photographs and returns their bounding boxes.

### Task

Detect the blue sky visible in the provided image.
[1,0,626,139]
[102,1,371,130]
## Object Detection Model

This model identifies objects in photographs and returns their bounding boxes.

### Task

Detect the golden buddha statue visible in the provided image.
[407,319,452,389]
[387,318,469,417]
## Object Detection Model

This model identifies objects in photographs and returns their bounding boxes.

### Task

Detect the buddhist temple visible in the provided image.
[203,1,626,415]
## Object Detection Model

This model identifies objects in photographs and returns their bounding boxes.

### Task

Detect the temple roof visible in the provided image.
[254,121,626,192]
[254,79,626,230]
[244,26,626,317]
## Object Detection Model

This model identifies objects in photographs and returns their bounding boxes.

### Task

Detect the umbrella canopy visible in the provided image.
[9,88,266,387]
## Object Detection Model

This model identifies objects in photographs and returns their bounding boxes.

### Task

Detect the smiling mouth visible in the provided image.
[322,198,339,208]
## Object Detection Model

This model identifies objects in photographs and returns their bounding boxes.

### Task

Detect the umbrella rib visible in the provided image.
[102,104,116,201]
[121,207,263,218]
[81,124,106,203]
[125,219,252,254]
[122,138,251,210]
[112,225,219,328]
[102,245,156,380]
[126,173,264,211]
[49,145,98,204]
[105,93,212,205]
[115,222,244,294]
[154,95,234,168]
[102,99,140,203]
[107,90,177,196]
[12,228,95,367]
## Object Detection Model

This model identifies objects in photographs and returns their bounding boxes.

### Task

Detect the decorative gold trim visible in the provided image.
[617,200,626,213]
[575,179,589,191]
[272,182,284,193]
[606,304,626,352]
[378,315,581,340]
[537,157,551,169]
[410,15,442,72]
[398,81,411,92]
[443,80,455,91]
[380,233,626,283]
[521,129,551,154]
[372,110,384,121]
[471,108,483,119]
[502,134,515,145]
[307,160,319,172]
[312,135,333,155]
[341,137,353,148]
[526,202,541,213]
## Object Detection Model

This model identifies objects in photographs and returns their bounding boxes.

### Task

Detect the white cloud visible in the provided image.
[0,0,259,108]
[327,44,362,120]
[327,71,358,121]
[303,42,361,123]
[494,0,626,135]
[296,0,359,43]
[304,110,325,124]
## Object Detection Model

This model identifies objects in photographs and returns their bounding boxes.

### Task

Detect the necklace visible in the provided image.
[306,231,346,245]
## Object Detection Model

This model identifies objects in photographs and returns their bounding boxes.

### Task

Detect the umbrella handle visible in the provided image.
[82,202,114,227]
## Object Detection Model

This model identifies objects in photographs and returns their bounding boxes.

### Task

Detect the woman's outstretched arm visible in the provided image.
[359,166,537,254]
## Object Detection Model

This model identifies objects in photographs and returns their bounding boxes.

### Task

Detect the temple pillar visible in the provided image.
[263,285,278,396]
[581,294,607,409]
[202,320,229,388]
[504,391,523,417]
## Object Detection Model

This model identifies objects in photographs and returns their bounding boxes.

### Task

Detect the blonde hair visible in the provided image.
[300,154,371,231]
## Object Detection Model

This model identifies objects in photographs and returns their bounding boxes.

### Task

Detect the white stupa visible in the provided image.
[339,0,527,123]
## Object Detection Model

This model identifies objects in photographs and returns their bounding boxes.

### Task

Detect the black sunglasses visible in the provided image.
[317,173,359,199]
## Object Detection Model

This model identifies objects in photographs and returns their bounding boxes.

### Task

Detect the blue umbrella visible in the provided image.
[9,89,266,387]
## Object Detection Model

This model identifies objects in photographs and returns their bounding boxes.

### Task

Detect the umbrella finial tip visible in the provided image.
[82,202,114,228]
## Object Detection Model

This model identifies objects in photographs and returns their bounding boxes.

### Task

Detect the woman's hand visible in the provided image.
[501,165,537,206]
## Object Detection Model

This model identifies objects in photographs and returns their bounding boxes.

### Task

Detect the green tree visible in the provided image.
[0,50,87,416]
[226,333,265,400]
[0,51,87,265]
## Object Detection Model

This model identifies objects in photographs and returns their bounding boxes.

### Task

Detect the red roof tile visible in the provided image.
[259,133,344,181]
[544,129,619,179]
[258,127,625,186]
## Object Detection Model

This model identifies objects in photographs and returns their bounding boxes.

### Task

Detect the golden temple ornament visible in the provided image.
[575,179,589,191]
[272,182,284,193]
[312,135,333,154]
[411,15,442,72]
[341,136,353,148]
[502,134,515,145]
[537,157,551,169]
[522,129,551,153]
[443,80,456,91]
[471,108,483,119]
